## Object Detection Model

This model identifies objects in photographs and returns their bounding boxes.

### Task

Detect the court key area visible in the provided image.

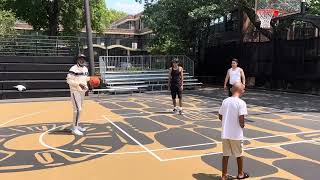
[0,88,319,180]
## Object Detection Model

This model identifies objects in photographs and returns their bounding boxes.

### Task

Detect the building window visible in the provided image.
[227,13,232,21]
[210,19,215,26]
[219,16,224,23]
[140,19,144,30]
[129,21,135,30]
[132,42,138,49]
[232,10,239,20]
[214,18,219,24]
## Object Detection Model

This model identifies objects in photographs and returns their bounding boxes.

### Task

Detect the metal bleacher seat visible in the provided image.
[96,71,201,95]
[93,85,149,96]
[106,81,146,86]
[106,76,194,82]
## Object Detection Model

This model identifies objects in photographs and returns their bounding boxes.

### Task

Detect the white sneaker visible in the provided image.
[72,128,84,136]
[177,107,183,115]
[77,126,87,132]
[173,107,179,114]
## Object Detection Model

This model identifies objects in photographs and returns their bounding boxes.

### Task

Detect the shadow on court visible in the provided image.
[189,88,320,113]
[0,122,148,173]
[48,128,72,135]
[192,173,221,180]
[153,111,175,114]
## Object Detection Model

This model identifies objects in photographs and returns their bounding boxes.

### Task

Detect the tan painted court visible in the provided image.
[0,88,319,180]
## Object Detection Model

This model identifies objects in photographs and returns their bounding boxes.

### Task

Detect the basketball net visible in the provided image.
[257,9,280,29]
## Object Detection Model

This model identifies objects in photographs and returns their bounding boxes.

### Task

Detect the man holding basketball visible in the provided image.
[66,54,90,136]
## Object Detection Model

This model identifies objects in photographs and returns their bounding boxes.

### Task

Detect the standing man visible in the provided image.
[223,58,246,97]
[219,82,249,180]
[168,58,184,114]
[66,54,90,136]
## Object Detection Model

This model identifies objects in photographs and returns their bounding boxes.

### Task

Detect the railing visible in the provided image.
[77,36,152,52]
[99,55,195,79]
[0,35,79,56]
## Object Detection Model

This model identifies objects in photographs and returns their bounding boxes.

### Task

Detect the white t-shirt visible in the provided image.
[66,65,90,92]
[229,68,241,85]
[219,97,248,140]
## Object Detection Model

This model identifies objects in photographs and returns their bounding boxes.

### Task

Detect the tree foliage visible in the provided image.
[0,0,127,36]
[142,0,320,55]
[144,0,239,54]
[106,9,127,27]
[308,0,320,15]
[0,10,16,36]
[91,0,126,34]
[144,0,235,55]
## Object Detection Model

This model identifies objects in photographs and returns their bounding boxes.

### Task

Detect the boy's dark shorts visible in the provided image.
[227,84,233,97]
[171,86,182,99]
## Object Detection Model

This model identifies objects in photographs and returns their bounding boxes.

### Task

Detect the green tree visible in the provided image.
[1,0,126,36]
[308,0,320,15]
[142,0,320,45]
[0,10,16,36]
[106,9,127,27]
[144,0,232,59]
[141,0,299,56]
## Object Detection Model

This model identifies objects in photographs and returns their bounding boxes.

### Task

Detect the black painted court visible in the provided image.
[0,87,319,180]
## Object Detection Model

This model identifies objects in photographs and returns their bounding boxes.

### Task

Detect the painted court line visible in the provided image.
[39,123,217,155]
[115,112,146,116]
[104,95,317,154]
[279,110,319,119]
[39,126,320,156]
[311,141,320,145]
[38,119,154,156]
[0,110,46,127]
[38,94,319,159]
[142,129,320,152]
[160,138,320,162]
[188,94,319,121]
[260,106,320,121]
[103,115,163,161]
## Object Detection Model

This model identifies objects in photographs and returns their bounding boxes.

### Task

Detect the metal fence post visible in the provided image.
[36,40,38,56]
[77,37,81,55]
[56,38,59,56]
[182,56,185,71]
[149,55,152,70]
[126,56,129,71]
[106,56,109,72]
[192,59,195,76]
[141,55,144,70]
[14,38,16,55]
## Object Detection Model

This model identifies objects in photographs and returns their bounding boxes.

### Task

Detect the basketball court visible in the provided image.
[0,88,319,180]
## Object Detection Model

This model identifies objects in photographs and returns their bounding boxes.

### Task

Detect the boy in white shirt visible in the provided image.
[66,54,90,136]
[219,82,249,180]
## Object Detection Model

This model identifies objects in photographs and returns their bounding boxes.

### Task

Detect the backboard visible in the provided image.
[256,0,302,17]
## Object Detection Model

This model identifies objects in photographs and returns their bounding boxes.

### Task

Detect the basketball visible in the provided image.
[89,76,100,88]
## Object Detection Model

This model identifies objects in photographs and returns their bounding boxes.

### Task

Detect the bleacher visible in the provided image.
[94,70,202,95]
[0,56,73,99]
[0,35,80,99]
[0,36,203,99]
[94,55,202,95]
[0,35,78,56]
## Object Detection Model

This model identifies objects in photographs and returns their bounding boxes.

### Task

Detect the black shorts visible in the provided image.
[227,84,233,97]
[171,86,182,99]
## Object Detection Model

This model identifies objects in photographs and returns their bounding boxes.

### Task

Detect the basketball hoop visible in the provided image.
[257,9,280,29]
